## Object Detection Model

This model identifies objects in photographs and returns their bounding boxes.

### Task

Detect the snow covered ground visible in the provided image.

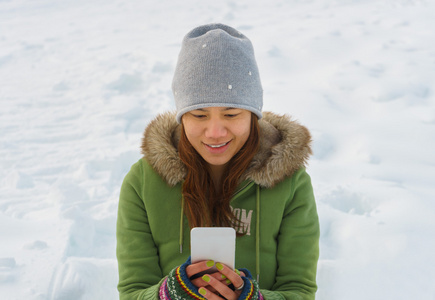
[1,0,435,299]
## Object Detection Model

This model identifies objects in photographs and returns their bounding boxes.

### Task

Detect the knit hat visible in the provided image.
[172,23,263,123]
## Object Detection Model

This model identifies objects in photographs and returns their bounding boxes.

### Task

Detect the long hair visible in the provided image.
[178,114,260,229]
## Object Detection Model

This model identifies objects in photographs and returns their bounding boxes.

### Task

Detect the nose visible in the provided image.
[204,118,227,139]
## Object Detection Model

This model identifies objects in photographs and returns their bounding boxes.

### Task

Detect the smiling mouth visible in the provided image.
[205,141,230,148]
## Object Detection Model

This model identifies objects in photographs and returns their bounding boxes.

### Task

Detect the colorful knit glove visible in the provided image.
[159,257,205,300]
[158,258,263,300]
[236,268,264,300]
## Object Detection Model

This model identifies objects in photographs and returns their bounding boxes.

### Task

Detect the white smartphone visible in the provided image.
[190,227,236,273]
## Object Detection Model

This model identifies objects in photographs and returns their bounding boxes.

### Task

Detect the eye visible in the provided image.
[191,113,206,119]
[225,113,239,118]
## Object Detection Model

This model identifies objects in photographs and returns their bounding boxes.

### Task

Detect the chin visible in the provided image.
[205,157,231,167]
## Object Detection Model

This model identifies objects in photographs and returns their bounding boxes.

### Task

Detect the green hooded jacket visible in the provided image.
[117,111,320,300]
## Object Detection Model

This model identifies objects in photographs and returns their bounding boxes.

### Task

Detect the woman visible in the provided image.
[117,23,319,300]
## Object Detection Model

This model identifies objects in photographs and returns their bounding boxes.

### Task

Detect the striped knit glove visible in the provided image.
[158,258,263,300]
[159,257,205,300]
[236,268,264,300]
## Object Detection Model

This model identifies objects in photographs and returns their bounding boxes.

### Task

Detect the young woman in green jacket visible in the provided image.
[116,23,320,300]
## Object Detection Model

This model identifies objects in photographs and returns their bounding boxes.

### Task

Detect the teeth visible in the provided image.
[208,142,228,148]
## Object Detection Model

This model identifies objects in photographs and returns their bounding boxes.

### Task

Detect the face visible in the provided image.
[182,107,252,170]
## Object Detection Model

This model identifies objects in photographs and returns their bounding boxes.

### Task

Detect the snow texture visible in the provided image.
[1,0,435,299]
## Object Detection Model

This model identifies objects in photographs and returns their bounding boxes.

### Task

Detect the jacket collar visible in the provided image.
[141,111,312,188]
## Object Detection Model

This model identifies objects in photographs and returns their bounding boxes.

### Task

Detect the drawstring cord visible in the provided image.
[179,195,184,253]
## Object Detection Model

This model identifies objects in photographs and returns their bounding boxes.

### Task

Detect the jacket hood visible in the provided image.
[141,111,312,188]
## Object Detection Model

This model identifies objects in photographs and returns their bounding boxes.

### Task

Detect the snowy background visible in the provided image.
[1,0,435,299]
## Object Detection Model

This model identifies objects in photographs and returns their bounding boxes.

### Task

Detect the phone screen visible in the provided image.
[190,227,236,275]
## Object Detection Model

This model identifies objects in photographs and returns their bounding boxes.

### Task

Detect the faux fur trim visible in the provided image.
[141,111,312,188]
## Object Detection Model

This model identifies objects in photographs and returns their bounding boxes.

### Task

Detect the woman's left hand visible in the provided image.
[197,262,246,300]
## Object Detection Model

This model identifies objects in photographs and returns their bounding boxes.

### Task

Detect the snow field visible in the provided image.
[1,0,435,299]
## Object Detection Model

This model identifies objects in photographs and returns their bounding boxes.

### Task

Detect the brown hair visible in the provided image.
[178,114,260,229]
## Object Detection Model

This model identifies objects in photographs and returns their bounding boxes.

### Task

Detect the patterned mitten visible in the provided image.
[159,257,205,300]
[237,268,264,300]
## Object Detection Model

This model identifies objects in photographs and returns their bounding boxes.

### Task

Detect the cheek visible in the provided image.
[183,122,202,144]
[234,121,251,142]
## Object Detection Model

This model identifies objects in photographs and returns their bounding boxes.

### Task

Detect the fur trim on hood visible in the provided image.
[141,111,312,188]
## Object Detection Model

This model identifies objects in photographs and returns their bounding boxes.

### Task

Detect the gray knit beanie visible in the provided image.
[172,23,263,123]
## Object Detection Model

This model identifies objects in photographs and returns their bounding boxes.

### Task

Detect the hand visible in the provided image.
[187,261,246,300]
[186,260,229,290]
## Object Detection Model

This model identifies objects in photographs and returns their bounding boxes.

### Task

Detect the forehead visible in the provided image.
[194,107,239,111]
